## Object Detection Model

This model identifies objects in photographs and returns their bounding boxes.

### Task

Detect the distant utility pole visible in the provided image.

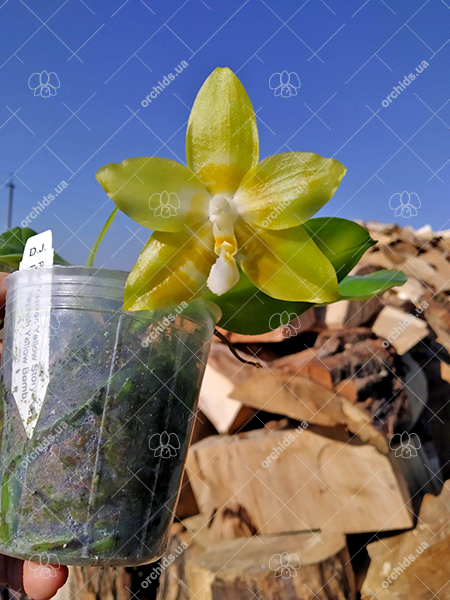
[6,175,14,230]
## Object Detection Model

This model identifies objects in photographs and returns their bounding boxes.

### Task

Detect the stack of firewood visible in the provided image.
[155,222,450,600]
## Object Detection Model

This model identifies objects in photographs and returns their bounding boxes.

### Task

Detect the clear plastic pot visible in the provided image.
[0,267,216,566]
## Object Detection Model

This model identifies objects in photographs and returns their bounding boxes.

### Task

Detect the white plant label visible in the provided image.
[12,230,54,438]
[19,230,54,270]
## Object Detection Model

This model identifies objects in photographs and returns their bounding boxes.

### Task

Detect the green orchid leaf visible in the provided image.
[304,217,376,281]
[0,227,69,271]
[208,217,380,335]
[338,269,407,299]
[210,268,407,335]
[206,218,378,334]
[206,270,313,335]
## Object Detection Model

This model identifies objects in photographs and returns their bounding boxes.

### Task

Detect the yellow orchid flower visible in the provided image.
[96,67,347,311]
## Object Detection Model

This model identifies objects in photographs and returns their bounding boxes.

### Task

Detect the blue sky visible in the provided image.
[0,0,449,268]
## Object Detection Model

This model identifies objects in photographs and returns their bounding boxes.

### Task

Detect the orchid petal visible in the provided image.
[96,157,211,232]
[186,67,259,196]
[124,225,216,310]
[233,152,346,230]
[236,221,339,303]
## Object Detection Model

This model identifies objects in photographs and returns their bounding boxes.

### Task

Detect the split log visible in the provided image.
[155,517,205,600]
[231,364,388,452]
[198,342,266,434]
[372,306,428,354]
[421,291,450,347]
[402,256,448,290]
[68,565,131,600]
[175,410,217,519]
[414,351,450,480]
[441,361,450,384]
[324,297,382,328]
[361,480,450,600]
[199,363,256,434]
[421,248,450,291]
[186,531,356,600]
[157,516,356,600]
[358,249,397,270]
[392,276,425,305]
[231,328,416,445]
[186,425,414,540]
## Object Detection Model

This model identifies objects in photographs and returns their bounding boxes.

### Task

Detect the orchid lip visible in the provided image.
[206,194,240,295]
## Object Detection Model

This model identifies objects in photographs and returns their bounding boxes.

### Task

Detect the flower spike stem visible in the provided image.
[214,328,262,368]
[86,207,118,267]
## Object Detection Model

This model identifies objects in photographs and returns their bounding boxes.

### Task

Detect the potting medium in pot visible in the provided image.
[0,266,215,566]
